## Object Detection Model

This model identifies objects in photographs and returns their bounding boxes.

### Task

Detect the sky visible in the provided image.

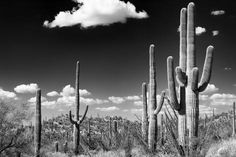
[0,0,236,120]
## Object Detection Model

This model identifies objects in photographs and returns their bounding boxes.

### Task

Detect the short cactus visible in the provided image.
[34,89,41,157]
[142,82,148,143]
[232,102,235,137]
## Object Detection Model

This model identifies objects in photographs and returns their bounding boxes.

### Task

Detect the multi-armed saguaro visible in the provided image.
[35,89,41,157]
[167,2,214,142]
[69,61,89,155]
[142,82,148,143]
[148,44,165,151]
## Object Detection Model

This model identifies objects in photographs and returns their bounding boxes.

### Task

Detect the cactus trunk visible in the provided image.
[148,44,157,151]
[142,82,148,143]
[34,89,41,157]
[233,102,235,137]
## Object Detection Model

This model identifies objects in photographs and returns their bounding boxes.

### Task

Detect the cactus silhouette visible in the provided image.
[148,44,165,151]
[34,89,41,157]
[142,82,148,143]
[69,61,89,155]
[167,2,214,142]
[233,102,235,137]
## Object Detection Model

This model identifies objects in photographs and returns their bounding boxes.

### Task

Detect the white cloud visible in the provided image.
[210,93,236,106]
[60,85,75,97]
[42,101,56,107]
[134,101,142,106]
[28,96,47,103]
[201,84,219,95]
[44,0,148,28]
[199,105,215,116]
[125,95,140,101]
[108,96,125,104]
[211,10,225,16]
[57,95,75,106]
[81,97,108,105]
[212,30,219,36]
[79,89,91,96]
[196,26,206,35]
[123,109,129,112]
[47,91,59,97]
[130,108,142,113]
[60,85,91,97]
[200,95,209,101]
[0,88,17,100]
[96,106,120,111]
[14,83,38,94]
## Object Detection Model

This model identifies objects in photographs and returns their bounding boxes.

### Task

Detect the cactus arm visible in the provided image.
[180,8,187,72]
[69,111,77,125]
[167,56,180,110]
[198,46,214,92]
[187,2,196,71]
[175,67,187,86]
[191,68,199,92]
[78,105,89,124]
[154,91,165,115]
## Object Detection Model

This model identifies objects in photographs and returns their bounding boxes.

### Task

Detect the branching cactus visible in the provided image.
[167,2,214,142]
[34,89,41,157]
[142,82,148,143]
[69,61,89,155]
[148,44,165,151]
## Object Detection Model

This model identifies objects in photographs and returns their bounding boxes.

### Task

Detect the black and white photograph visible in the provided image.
[0,0,236,156]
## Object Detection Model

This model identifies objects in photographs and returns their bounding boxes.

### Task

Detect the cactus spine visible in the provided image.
[142,82,148,143]
[167,2,214,142]
[34,89,41,157]
[148,44,165,151]
[69,61,89,155]
[233,102,235,137]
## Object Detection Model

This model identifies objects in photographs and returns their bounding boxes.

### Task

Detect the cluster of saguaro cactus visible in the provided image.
[69,61,89,155]
[35,89,41,157]
[141,44,165,151]
[167,2,214,146]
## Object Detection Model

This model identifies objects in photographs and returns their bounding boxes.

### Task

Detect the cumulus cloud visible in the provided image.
[81,97,109,105]
[211,10,225,16]
[47,91,59,97]
[108,96,125,104]
[0,88,17,100]
[14,83,38,94]
[131,108,142,113]
[199,105,215,116]
[42,101,56,107]
[60,85,91,97]
[96,106,120,111]
[212,30,219,36]
[79,89,91,96]
[44,0,148,28]
[201,84,219,95]
[28,96,47,103]
[210,93,236,106]
[134,101,142,106]
[125,95,140,101]
[199,95,209,101]
[196,26,206,35]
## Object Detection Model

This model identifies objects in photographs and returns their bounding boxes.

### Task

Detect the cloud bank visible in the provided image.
[44,0,148,28]
[195,26,206,35]
[14,83,38,94]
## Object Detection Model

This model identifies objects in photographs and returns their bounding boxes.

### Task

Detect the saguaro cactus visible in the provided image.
[232,102,235,137]
[167,2,214,141]
[35,89,41,157]
[55,141,59,152]
[142,82,148,143]
[69,61,89,155]
[148,44,165,151]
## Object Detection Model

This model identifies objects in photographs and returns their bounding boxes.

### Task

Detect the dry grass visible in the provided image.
[206,138,236,157]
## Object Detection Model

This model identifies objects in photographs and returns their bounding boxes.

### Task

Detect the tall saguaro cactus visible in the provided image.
[69,61,89,155]
[232,102,235,137]
[35,89,41,157]
[142,82,148,143]
[167,2,214,142]
[148,44,165,151]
